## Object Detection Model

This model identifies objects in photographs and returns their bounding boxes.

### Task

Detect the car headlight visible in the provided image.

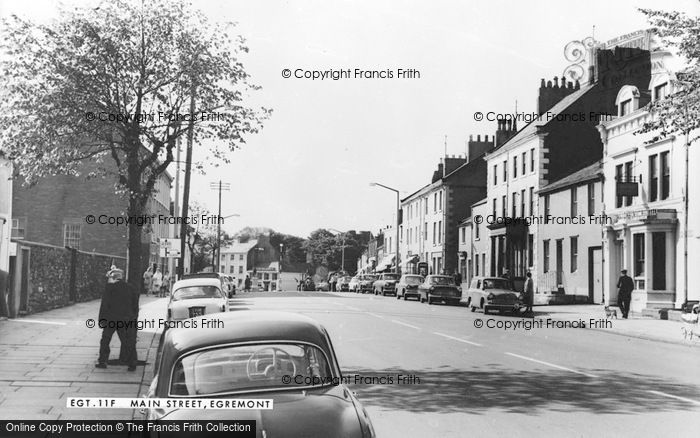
[487,293,495,301]
[220,304,226,312]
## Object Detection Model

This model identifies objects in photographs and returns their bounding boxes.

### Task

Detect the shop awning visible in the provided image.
[375,254,396,272]
[400,254,419,268]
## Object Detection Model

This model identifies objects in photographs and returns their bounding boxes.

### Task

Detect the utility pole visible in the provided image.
[178,85,196,279]
[210,181,231,273]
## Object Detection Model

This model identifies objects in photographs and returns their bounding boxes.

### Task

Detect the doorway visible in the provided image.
[588,246,603,303]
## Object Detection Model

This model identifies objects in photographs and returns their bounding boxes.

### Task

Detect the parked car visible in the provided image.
[302,277,316,291]
[373,272,400,296]
[167,278,229,323]
[358,274,378,294]
[418,275,461,305]
[396,274,424,301]
[316,280,330,292]
[462,276,521,314]
[348,276,361,292]
[336,276,353,292]
[183,272,231,298]
[144,311,375,438]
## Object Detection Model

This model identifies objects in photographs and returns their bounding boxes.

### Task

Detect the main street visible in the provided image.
[1,290,698,437]
[230,290,700,438]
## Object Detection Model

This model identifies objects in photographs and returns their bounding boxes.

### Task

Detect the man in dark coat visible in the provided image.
[96,267,139,371]
[616,269,634,319]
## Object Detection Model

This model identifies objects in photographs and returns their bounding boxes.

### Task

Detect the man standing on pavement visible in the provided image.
[453,270,462,287]
[97,267,139,371]
[617,269,634,319]
[244,275,251,292]
[523,271,534,314]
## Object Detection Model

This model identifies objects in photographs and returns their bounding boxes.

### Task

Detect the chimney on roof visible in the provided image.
[537,75,579,115]
[495,117,518,148]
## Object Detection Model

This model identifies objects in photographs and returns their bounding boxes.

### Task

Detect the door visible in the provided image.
[555,239,563,287]
[588,246,603,303]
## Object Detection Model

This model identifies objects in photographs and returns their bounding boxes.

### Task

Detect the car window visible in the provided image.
[404,276,423,285]
[476,280,481,289]
[482,279,513,290]
[383,274,400,280]
[170,343,334,396]
[172,286,223,301]
[430,276,455,285]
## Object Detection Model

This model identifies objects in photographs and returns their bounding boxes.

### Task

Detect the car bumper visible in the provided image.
[485,302,521,311]
[428,295,461,303]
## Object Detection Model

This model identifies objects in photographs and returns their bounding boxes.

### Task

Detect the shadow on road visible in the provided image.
[345,366,699,414]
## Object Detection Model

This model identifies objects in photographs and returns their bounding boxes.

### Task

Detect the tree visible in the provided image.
[637,7,700,142]
[0,1,270,288]
[302,229,370,273]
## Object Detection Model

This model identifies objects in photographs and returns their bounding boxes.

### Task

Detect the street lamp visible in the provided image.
[370,182,400,274]
[328,228,347,273]
[215,213,240,273]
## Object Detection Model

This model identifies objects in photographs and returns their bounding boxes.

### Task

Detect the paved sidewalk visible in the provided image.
[534,304,700,347]
[0,296,166,420]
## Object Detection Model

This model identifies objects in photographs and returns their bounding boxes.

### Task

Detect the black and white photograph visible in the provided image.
[0,1,699,437]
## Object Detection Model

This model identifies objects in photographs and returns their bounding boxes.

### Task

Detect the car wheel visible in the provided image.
[428,297,434,305]
[420,297,425,303]
[471,305,476,312]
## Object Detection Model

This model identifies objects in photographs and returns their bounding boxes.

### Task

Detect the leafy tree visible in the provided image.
[0,0,269,287]
[303,229,370,273]
[637,7,699,142]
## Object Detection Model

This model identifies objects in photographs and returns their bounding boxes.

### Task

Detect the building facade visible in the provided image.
[0,156,12,273]
[598,58,699,312]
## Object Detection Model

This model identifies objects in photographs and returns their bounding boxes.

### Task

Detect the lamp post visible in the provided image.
[370,182,400,274]
[215,213,240,273]
[328,228,347,273]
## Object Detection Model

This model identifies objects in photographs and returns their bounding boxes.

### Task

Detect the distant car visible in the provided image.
[418,275,461,305]
[302,278,316,291]
[373,273,400,296]
[462,276,521,314]
[358,274,378,294]
[144,311,376,438]
[336,276,353,292]
[167,278,229,323]
[348,276,361,292]
[396,274,424,301]
[316,281,330,292]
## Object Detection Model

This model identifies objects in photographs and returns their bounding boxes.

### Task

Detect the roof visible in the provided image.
[164,311,330,354]
[538,160,603,195]
[220,239,258,254]
[401,155,486,203]
[172,278,222,290]
[485,83,596,158]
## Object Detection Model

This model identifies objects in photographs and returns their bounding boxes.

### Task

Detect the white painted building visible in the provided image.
[598,64,699,312]
[219,239,258,287]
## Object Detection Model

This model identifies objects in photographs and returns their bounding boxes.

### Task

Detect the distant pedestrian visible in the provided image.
[142,266,153,295]
[151,266,163,296]
[160,270,170,297]
[330,274,338,292]
[97,267,138,371]
[244,275,251,292]
[616,269,634,319]
[453,270,462,286]
[523,272,534,314]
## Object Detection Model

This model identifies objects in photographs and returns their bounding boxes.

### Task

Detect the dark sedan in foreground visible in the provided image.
[144,311,375,437]
[418,275,461,305]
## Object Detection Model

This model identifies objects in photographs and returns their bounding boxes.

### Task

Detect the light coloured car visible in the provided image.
[396,274,424,301]
[348,276,361,292]
[461,276,521,314]
[167,278,229,322]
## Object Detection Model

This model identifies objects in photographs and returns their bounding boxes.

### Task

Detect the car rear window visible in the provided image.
[404,276,423,285]
[172,286,222,301]
[170,343,334,396]
[430,276,454,285]
[483,279,513,290]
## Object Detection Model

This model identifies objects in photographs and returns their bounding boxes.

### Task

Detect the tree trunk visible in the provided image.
[126,145,144,293]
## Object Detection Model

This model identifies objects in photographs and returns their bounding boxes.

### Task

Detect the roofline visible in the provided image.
[401,155,485,203]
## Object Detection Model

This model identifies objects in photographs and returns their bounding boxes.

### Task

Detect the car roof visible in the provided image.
[172,278,222,289]
[164,311,330,354]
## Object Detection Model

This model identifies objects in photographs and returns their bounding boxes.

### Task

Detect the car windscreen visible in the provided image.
[172,286,222,301]
[341,277,352,282]
[429,276,454,285]
[169,343,334,396]
[404,276,423,285]
[362,275,377,280]
[383,274,400,280]
[482,279,513,290]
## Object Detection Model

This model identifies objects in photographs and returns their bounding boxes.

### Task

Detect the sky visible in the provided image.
[1,0,698,238]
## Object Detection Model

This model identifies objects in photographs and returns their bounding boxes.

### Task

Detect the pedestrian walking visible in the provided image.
[142,265,153,295]
[151,266,163,296]
[245,275,252,292]
[523,271,534,314]
[616,269,634,319]
[96,267,138,371]
[453,270,462,286]
[160,270,170,297]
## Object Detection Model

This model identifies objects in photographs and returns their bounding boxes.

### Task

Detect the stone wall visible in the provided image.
[11,240,125,316]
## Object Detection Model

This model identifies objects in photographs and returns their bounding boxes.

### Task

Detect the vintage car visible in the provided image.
[372,272,400,296]
[348,276,361,292]
[357,274,378,294]
[183,272,233,297]
[417,275,461,305]
[316,280,330,291]
[336,276,353,292]
[302,277,316,291]
[462,276,521,314]
[144,311,375,438]
[167,278,229,322]
[396,274,424,301]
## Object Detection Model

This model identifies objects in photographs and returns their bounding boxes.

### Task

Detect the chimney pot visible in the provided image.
[477,135,481,141]
[553,76,559,88]
[547,80,552,88]
[485,135,489,142]
[540,78,546,88]
[469,134,473,141]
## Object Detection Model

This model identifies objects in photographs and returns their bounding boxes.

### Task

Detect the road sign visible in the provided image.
[159,238,181,258]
